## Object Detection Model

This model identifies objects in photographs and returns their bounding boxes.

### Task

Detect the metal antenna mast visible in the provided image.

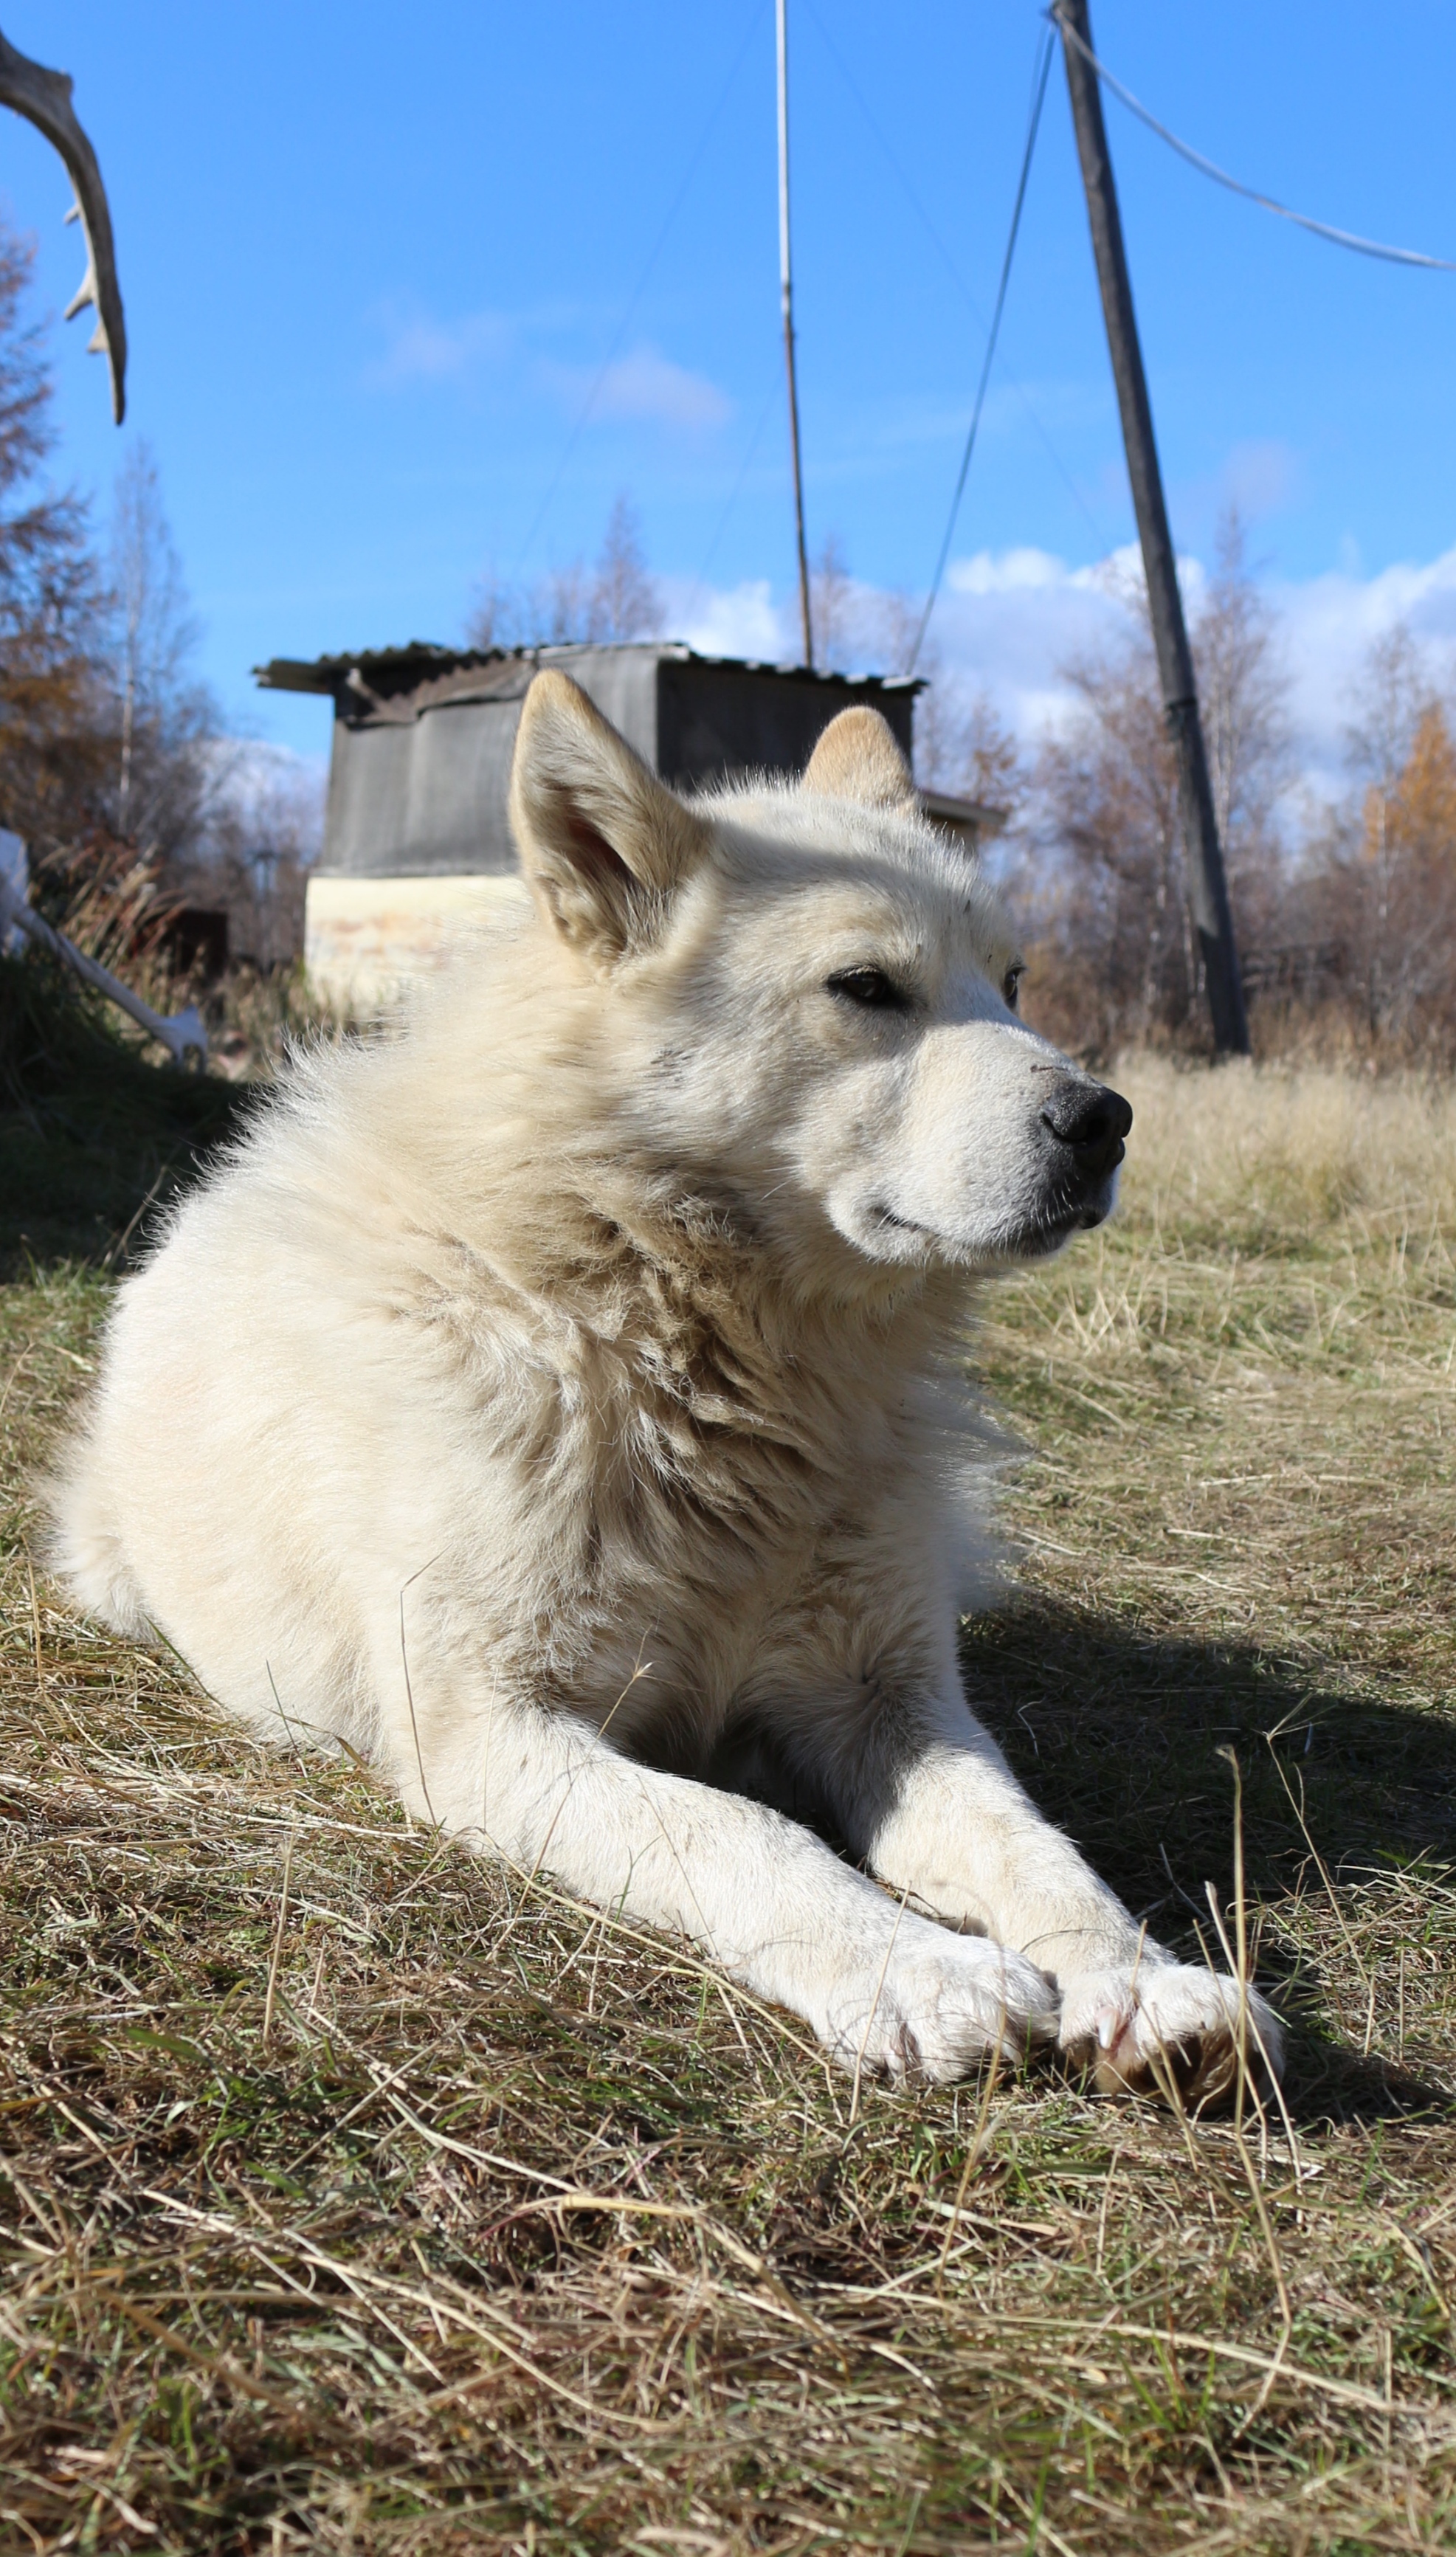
[1057,0,1249,1055]
[776,0,813,669]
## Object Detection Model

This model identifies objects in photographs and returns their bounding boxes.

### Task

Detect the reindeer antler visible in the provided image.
[0,25,125,422]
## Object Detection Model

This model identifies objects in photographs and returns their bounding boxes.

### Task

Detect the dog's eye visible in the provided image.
[1002,966,1024,1011]
[826,967,909,1011]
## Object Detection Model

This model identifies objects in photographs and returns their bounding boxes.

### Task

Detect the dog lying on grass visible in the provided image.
[52,674,1282,2102]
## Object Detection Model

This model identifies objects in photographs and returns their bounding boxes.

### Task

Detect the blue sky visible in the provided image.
[6,2,1456,782]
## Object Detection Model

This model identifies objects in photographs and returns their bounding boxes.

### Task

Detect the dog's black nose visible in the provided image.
[1040,1080,1133,1179]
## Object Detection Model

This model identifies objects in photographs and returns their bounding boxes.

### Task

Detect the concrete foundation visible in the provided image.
[304,873,528,1011]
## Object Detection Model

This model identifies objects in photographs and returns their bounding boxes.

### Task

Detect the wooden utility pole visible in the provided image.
[1057,0,1249,1055]
[776,0,813,669]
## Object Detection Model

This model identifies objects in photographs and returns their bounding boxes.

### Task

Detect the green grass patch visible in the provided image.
[0,953,240,1275]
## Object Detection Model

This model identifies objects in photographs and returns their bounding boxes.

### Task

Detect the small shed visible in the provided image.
[255,640,993,1003]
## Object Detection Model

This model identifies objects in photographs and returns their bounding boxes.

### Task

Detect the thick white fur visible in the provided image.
[50,677,1281,2096]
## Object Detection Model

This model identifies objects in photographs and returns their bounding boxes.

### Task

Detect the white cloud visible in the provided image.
[1274,544,1456,786]
[591,345,731,432]
[667,576,782,660]
[931,547,1136,739]
[948,546,1069,596]
[938,538,1456,793]
[366,303,731,436]
[666,536,1456,806]
[367,303,515,387]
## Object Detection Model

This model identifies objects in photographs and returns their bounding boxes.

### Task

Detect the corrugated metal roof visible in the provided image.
[254,638,925,703]
[920,786,1007,842]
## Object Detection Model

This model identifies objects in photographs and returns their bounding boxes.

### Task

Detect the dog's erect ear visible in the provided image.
[508,671,710,963]
[803,707,917,812]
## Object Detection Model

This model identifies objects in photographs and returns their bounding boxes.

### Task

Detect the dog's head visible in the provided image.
[508,671,1130,1289]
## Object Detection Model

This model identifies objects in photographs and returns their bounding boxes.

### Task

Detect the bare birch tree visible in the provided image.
[1024,513,1291,1055]
[100,440,219,859]
[469,494,663,651]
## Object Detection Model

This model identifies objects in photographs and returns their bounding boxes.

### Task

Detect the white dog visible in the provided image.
[52,674,1281,2101]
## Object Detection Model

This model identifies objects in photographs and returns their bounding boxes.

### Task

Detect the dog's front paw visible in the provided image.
[1060,1961,1285,2107]
[826,1922,1060,2085]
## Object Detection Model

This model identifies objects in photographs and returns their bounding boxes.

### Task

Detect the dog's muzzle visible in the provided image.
[1038,1078,1133,1223]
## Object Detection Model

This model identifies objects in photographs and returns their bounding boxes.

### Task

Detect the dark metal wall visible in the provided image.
[655,655,914,793]
[311,645,918,881]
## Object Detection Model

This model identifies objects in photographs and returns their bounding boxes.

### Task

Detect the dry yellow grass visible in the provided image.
[1107,1052,1456,1235]
[1,1044,1455,2554]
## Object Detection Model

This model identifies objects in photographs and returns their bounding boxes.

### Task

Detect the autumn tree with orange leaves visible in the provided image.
[1010,522,1456,1066]
[1306,632,1456,1055]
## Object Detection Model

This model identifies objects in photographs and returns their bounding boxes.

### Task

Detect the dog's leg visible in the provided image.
[395,1681,1058,2082]
[819,1691,1283,2102]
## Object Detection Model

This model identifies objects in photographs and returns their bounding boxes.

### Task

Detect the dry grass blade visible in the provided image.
[261,1825,294,2054]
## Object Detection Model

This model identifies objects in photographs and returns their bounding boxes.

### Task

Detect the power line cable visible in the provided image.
[511,0,767,579]
[681,379,780,631]
[908,25,1054,673]
[1052,3,1456,272]
[800,0,1106,553]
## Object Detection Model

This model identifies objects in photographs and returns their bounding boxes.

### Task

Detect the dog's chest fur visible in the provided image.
[414,1212,959,1753]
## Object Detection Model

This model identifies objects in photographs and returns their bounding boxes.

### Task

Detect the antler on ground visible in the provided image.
[0,25,125,421]
[0,875,205,1066]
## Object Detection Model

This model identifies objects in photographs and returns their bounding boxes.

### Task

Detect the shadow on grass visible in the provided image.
[0,953,242,1276]
[7,953,1447,2128]
[962,1597,1456,2125]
